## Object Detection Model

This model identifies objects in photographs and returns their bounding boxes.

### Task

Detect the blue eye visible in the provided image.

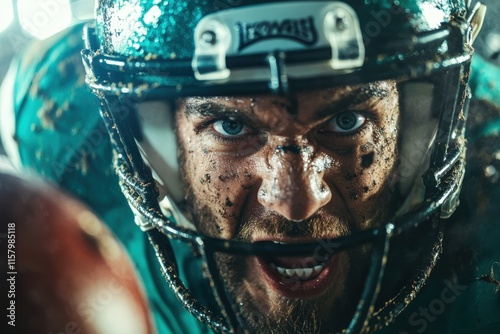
[213,119,247,136]
[325,111,366,133]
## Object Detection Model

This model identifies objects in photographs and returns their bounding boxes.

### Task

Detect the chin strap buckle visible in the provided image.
[324,3,365,71]
[130,206,155,231]
[192,19,231,81]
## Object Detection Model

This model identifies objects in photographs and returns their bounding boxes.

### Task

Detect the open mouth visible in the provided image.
[269,260,328,280]
[255,240,339,298]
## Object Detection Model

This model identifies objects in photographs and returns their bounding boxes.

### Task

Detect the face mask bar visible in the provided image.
[83,5,476,333]
[101,72,466,331]
[82,21,461,99]
[112,136,463,333]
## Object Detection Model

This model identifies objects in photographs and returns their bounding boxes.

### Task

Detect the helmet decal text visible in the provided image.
[236,16,318,51]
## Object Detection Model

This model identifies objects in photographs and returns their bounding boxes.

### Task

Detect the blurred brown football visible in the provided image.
[0,170,154,334]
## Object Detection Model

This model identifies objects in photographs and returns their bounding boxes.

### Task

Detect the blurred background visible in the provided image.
[0,0,93,81]
[0,0,94,82]
[0,0,93,155]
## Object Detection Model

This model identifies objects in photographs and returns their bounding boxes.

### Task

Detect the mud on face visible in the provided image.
[175,80,400,332]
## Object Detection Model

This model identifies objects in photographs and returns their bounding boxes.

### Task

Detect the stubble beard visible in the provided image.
[182,193,376,333]
[176,135,397,334]
[215,244,370,334]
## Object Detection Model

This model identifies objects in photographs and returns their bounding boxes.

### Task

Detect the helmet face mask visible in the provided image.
[82,1,485,333]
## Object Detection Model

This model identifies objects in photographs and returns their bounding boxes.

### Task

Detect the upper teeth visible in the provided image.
[270,263,325,280]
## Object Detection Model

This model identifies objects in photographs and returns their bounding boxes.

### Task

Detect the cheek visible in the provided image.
[201,162,256,237]
[349,100,399,200]
[177,115,257,238]
[181,139,255,237]
[331,121,399,223]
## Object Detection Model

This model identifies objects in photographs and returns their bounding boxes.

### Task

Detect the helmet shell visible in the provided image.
[96,0,466,59]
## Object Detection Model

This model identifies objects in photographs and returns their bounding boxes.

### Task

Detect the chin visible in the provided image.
[214,246,369,334]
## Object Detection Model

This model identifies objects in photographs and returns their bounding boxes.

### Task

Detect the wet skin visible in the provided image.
[175,80,400,333]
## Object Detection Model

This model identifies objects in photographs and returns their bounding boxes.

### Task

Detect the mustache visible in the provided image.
[236,211,352,242]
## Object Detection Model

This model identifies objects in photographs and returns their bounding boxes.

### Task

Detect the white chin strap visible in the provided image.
[396,82,438,215]
[134,101,195,231]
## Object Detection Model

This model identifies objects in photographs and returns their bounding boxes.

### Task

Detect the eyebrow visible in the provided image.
[315,84,391,120]
[184,102,240,117]
[184,102,264,128]
[183,83,391,120]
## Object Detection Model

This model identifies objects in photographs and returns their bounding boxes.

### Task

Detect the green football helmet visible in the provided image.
[81,1,486,333]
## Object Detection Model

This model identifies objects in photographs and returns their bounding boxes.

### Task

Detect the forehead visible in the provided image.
[178,80,397,116]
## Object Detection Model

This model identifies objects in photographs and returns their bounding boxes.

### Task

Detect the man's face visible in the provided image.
[175,80,400,333]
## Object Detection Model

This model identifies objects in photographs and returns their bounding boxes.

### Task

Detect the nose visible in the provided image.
[257,144,332,221]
